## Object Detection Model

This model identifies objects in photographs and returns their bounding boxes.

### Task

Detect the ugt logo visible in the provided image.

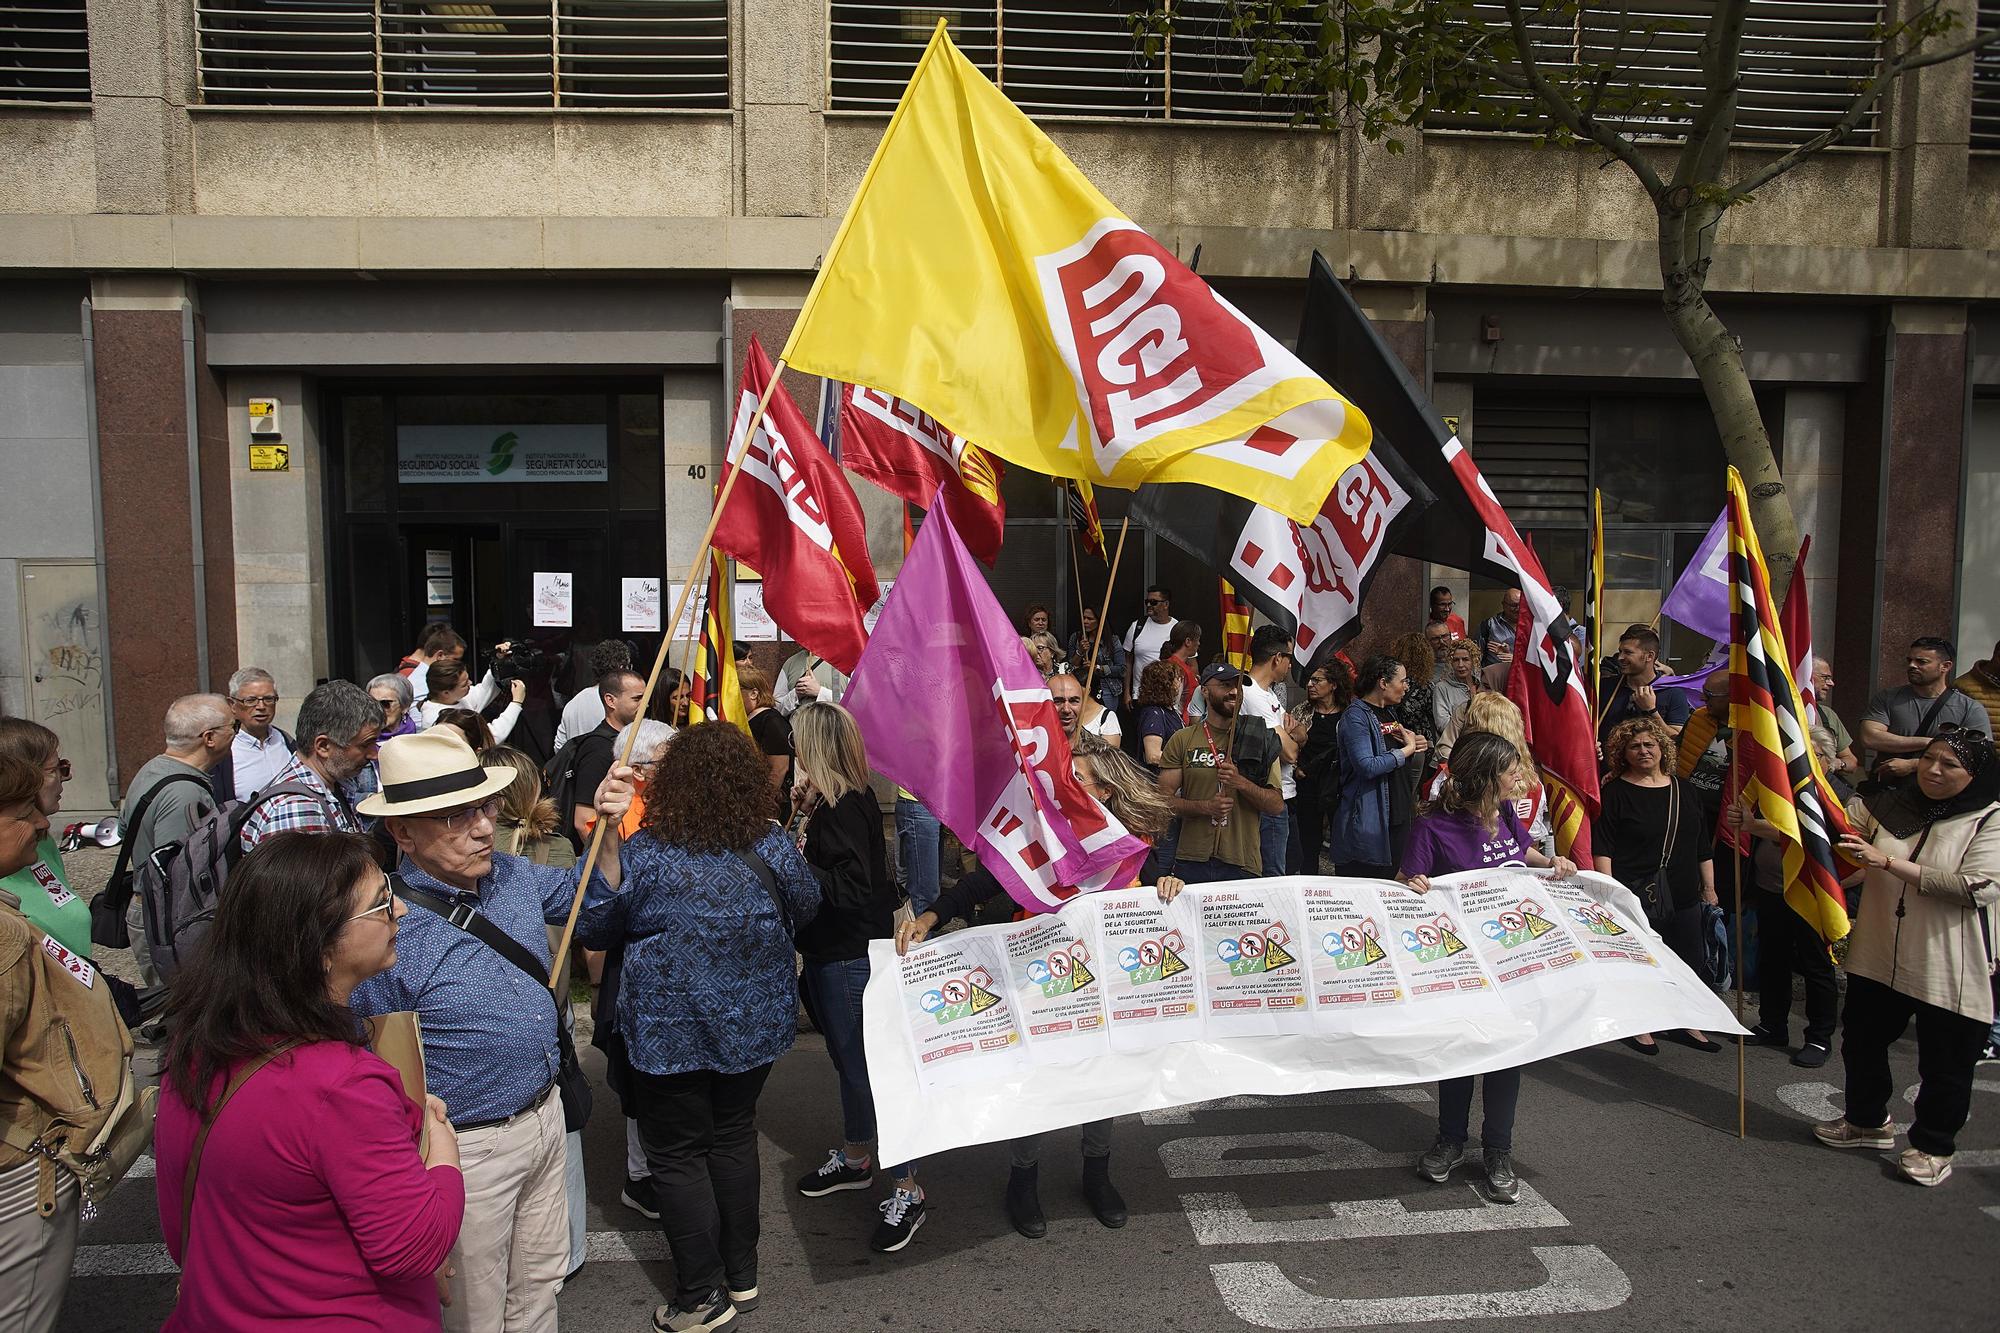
[918,967,1001,1026]
[1038,218,1277,468]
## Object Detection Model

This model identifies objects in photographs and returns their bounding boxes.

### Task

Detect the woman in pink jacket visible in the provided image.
[155,831,465,1331]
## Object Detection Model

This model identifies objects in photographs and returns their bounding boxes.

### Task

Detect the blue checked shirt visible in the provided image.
[236,755,366,847]
[349,850,610,1126]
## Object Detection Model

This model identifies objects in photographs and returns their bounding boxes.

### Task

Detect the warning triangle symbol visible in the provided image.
[1597,916,1627,936]
[1360,935,1386,966]
[1262,936,1297,970]
[1069,956,1096,990]
[1439,927,1467,956]
[968,982,1001,1013]
[1524,910,1557,939]
[1159,945,1188,978]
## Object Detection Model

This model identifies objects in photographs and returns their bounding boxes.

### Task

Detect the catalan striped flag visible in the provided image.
[1545,775,1590,864]
[689,550,749,732]
[1221,580,1253,671]
[1067,478,1106,561]
[1724,467,1853,943]
[1586,488,1605,714]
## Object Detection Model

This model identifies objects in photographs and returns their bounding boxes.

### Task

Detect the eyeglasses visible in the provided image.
[1144,598,1166,607]
[415,797,503,833]
[347,874,401,923]
[231,694,280,709]
[44,759,71,782]
[374,698,397,713]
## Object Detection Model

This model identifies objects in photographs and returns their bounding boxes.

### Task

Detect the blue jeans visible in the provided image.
[895,796,944,918]
[800,956,912,1178]
[1259,809,1297,878]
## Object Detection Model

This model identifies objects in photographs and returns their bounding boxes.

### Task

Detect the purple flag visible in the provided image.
[1659,507,1729,641]
[845,498,1151,914]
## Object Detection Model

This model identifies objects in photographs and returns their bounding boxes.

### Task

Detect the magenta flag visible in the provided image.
[845,499,1152,913]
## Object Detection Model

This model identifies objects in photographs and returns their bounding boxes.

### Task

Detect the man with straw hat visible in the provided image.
[350,728,635,1333]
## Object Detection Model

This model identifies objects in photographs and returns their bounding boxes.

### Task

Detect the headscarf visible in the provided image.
[1862,728,2000,839]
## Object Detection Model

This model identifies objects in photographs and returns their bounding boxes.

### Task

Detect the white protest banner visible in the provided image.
[531,572,572,628]
[863,870,1744,1165]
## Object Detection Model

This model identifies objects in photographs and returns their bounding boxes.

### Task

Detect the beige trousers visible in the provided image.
[0,1164,78,1333]
[443,1089,569,1333]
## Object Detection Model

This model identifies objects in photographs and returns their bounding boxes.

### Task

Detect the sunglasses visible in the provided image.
[1144,598,1166,607]
[44,758,71,782]
[348,873,401,923]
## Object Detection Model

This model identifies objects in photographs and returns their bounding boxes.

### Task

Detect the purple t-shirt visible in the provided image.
[1399,807,1532,879]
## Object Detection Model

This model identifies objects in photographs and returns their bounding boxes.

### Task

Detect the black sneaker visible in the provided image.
[1416,1136,1465,1183]
[621,1175,661,1220]
[869,1186,926,1253]
[653,1290,736,1333]
[1791,1041,1831,1069]
[796,1149,872,1198]
[1483,1149,1519,1204]
[1747,1024,1789,1048]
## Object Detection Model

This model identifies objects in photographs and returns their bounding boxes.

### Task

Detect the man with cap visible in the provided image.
[1156,663,1285,883]
[349,728,635,1333]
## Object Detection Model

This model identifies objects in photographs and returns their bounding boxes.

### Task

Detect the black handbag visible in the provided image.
[401,883,592,1133]
[1632,779,1682,927]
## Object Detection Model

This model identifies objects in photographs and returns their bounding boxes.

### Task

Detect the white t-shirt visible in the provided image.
[1083,705,1122,743]
[1239,677,1295,800]
[1124,618,1176,686]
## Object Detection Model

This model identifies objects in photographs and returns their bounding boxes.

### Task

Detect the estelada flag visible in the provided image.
[1067,478,1106,561]
[713,338,879,675]
[779,22,1371,526]
[1220,581,1252,671]
[845,500,1151,913]
[836,380,1006,565]
[1725,468,1853,943]
[688,549,748,732]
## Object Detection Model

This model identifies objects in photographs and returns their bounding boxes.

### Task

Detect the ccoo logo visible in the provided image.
[1038,219,1279,469]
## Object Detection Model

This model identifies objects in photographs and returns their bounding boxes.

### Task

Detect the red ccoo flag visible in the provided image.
[713,339,880,674]
[835,380,1006,565]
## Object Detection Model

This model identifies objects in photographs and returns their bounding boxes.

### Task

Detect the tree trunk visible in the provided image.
[1655,198,1801,604]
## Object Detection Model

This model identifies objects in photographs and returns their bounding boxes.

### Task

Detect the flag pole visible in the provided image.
[1081,514,1131,701]
[678,557,706,725]
[1066,488,1087,636]
[547,358,789,988]
[1731,681,1747,1141]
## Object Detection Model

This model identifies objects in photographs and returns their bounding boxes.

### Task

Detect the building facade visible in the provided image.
[2,0,1996,811]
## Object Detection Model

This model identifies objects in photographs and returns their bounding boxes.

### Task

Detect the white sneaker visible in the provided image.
[1895,1147,1952,1187]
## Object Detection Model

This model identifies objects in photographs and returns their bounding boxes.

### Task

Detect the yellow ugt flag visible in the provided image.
[779,22,1372,527]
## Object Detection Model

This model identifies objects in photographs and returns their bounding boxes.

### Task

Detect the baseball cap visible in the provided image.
[1198,662,1244,686]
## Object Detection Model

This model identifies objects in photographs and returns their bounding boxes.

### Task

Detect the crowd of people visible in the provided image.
[0,596,1997,1332]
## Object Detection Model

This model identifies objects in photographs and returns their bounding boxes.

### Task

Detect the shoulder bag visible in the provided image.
[400,884,592,1133]
[1631,778,1682,928]
[178,1041,301,1252]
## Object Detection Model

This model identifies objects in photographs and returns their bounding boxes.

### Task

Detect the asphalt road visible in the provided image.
[53,1022,2000,1332]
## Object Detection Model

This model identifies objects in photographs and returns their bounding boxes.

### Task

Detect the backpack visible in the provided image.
[134,782,340,980]
[542,728,611,853]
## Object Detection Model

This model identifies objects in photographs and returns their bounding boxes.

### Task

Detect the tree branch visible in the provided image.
[1723,26,2000,203]
[1503,0,1664,197]
[1673,0,1749,189]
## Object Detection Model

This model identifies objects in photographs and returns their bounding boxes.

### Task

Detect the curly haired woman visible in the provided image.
[575,722,821,1333]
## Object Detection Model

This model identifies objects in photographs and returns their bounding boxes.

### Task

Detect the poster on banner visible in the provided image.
[1538,877,1662,967]
[1098,896,1200,1053]
[1198,890,1310,1035]
[531,572,573,628]
[860,870,1746,1165]
[1454,873,1588,989]
[895,933,1026,1088]
[999,914,1109,1058]
[1300,881,1406,1010]
[621,577,661,633]
[1377,885,1494,1000]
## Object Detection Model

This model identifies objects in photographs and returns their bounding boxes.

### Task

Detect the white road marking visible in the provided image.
[1143,1089,1430,1126]
[1209,1245,1632,1329]
[1161,1131,1405,1178]
[77,1231,670,1277]
[1182,1182,1567,1244]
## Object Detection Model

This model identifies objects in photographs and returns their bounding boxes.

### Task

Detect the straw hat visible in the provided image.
[356,727,514,818]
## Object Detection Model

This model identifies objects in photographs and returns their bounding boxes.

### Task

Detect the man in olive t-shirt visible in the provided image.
[1158,663,1284,883]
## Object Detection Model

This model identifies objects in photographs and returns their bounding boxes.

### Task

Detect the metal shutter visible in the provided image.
[1976,1,2000,150]
[1,0,91,103]
[1468,396,1591,529]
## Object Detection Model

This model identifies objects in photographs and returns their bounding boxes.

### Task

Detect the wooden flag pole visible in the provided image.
[678,556,706,725]
[547,359,789,988]
[1067,503,1088,652]
[1080,514,1131,701]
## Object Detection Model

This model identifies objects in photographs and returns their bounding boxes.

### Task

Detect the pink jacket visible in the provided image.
[156,1041,465,1331]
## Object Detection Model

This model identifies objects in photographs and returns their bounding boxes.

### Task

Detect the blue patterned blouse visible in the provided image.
[577,824,822,1077]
